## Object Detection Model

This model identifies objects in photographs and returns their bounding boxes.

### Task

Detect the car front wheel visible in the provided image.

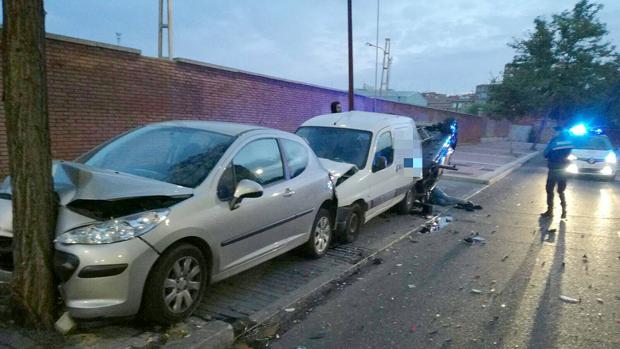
[140,243,207,324]
[302,207,332,258]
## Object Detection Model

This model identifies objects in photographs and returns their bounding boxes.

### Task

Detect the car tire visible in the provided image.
[338,203,363,243]
[140,243,208,325]
[396,187,414,214]
[302,207,332,258]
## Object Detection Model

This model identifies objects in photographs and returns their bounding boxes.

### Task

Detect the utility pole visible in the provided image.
[373,0,380,112]
[379,38,391,95]
[347,0,354,111]
[158,0,173,59]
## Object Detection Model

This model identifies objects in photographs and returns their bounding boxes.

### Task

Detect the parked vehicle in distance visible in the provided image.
[0,121,335,324]
[565,126,617,180]
[297,111,457,243]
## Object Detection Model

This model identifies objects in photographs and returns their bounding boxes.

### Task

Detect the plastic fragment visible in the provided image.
[559,295,580,304]
[596,298,603,304]
[285,308,295,312]
[502,255,509,262]
[471,289,482,294]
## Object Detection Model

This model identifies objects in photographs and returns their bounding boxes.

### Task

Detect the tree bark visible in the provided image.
[2,0,57,329]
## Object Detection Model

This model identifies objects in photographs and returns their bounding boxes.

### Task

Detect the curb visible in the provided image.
[164,320,234,349]
[444,151,540,185]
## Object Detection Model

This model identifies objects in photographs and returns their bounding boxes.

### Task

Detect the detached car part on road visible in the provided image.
[297,111,457,242]
[0,121,335,324]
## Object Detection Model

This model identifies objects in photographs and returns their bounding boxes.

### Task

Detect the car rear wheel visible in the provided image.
[396,187,414,214]
[338,203,363,243]
[302,207,332,258]
[140,243,207,324]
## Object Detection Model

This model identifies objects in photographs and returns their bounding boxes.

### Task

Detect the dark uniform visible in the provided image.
[541,133,573,218]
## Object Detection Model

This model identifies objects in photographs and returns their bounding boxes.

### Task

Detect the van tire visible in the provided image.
[338,204,363,243]
[140,243,208,325]
[396,187,414,214]
[302,208,332,258]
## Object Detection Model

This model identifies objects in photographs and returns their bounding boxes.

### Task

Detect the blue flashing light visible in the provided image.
[569,124,587,136]
[594,128,604,135]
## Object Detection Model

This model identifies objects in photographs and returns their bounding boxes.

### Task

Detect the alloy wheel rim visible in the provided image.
[163,256,201,313]
[314,216,331,253]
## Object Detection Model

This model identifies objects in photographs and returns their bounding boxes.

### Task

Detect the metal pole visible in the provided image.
[373,0,379,112]
[347,0,354,111]
[158,0,163,57]
[167,0,173,59]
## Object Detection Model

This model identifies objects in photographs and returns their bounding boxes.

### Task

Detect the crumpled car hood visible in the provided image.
[318,158,357,181]
[0,161,194,236]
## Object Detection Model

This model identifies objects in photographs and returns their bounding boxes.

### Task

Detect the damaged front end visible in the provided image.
[0,161,193,271]
[415,119,458,200]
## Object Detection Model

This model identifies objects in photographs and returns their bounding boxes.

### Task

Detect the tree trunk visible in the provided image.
[2,0,57,329]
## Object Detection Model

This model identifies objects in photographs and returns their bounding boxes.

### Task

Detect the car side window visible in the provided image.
[373,131,394,172]
[281,139,309,179]
[233,138,285,186]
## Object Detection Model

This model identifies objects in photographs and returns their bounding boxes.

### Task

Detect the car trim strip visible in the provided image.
[221,208,315,247]
[369,184,411,209]
[77,264,128,278]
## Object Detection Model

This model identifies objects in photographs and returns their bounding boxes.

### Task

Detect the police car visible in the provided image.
[565,124,617,180]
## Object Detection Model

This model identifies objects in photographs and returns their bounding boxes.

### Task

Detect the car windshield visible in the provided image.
[571,135,613,151]
[296,126,372,169]
[80,126,234,188]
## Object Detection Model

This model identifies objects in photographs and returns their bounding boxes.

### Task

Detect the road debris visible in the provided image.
[410,324,417,332]
[471,289,483,294]
[582,254,588,263]
[408,284,416,289]
[559,295,580,304]
[502,255,509,262]
[596,298,604,304]
[373,258,383,265]
[285,308,296,312]
[463,234,486,245]
[308,331,327,340]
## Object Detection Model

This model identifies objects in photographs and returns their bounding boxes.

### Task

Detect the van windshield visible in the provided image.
[571,135,613,151]
[296,126,372,169]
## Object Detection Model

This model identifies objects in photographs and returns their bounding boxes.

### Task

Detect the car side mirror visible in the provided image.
[372,156,388,172]
[230,179,263,210]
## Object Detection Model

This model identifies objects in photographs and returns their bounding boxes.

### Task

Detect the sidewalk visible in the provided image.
[443,141,542,184]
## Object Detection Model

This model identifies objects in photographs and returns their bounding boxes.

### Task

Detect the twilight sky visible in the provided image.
[3,1,620,94]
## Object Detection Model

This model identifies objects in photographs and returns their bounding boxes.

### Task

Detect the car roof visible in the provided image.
[149,120,267,136]
[300,111,415,133]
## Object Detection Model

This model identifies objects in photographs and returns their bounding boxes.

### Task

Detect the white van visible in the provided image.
[297,111,426,242]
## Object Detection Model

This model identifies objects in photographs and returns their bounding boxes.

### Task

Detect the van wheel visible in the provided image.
[338,204,363,243]
[140,243,207,325]
[302,207,332,258]
[396,187,414,214]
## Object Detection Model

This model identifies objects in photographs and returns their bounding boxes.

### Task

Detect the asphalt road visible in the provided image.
[269,156,620,349]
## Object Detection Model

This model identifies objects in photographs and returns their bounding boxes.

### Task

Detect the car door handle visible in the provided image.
[283,188,296,197]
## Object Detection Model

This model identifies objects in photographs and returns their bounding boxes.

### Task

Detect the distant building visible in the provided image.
[422,92,475,113]
[475,84,491,103]
[356,86,428,107]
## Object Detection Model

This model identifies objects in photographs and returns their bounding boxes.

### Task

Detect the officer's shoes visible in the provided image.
[561,211,567,220]
[540,210,553,218]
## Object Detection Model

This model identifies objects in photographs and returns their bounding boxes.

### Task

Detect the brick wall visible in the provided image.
[0,34,494,177]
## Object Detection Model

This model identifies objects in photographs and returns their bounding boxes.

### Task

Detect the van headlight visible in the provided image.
[567,154,577,161]
[605,152,617,164]
[56,209,169,244]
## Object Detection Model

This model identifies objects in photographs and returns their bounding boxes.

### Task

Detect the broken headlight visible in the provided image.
[55,209,169,244]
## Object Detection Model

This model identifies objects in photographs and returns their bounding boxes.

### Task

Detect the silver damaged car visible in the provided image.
[0,121,335,324]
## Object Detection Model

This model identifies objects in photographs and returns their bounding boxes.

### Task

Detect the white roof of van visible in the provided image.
[300,111,415,133]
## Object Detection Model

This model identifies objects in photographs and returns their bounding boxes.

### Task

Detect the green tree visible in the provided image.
[2,0,58,328]
[489,0,620,125]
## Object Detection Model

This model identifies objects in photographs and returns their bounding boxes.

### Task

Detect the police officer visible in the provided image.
[541,127,573,219]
